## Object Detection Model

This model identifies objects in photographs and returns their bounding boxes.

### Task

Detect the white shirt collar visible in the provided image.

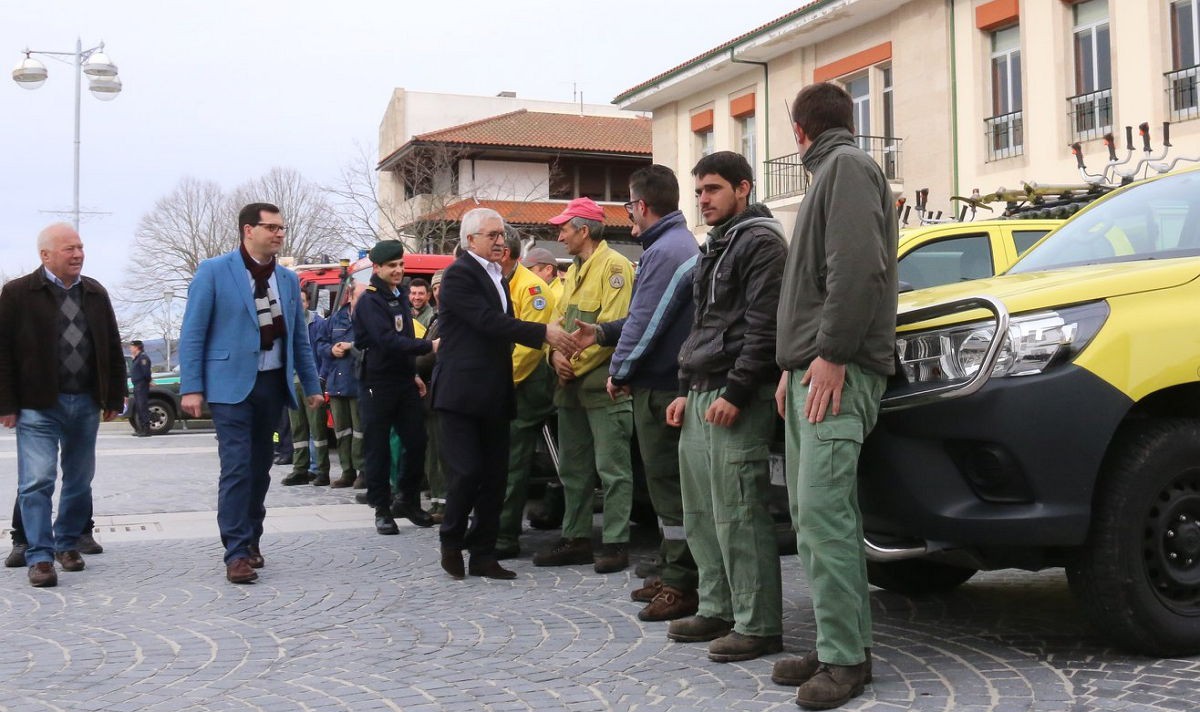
[43,266,81,290]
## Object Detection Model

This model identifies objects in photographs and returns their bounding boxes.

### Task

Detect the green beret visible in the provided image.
[368,240,404,264]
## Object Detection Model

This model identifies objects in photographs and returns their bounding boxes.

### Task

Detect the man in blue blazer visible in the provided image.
[179,202,322,584]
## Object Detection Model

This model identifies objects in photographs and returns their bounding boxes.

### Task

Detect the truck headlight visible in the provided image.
[897,302,1109,384]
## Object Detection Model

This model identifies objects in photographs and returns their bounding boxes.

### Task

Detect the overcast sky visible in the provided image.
[1,1,801,290]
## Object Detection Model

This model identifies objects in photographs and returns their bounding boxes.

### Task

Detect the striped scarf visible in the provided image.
[239,242,286,350]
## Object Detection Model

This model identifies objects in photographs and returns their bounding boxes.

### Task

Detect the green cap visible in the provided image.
[368,240,404,264]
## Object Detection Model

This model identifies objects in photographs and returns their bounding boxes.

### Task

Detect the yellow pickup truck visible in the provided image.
[860,166,1200,655]
[897,219,1062,290]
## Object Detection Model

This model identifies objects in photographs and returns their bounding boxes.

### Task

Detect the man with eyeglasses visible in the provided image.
[179,203,322,584]
[431,208,577,580]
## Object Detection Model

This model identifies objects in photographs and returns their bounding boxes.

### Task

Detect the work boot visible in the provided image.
[311,472,331,486]
[532,537,592,566]
[593,544,628,574]
[638,585,699,622]
[5,542,28,568]
[630,576,663,603]
[707,631,783,663]
[77,532,103,555]
[330,472,356,488]
[281,472,313,486]
[773,649,872,687]
[666,615,733,643]
[794,662,871,710]
[54,550,85,572]
[374,507,399,535]
[28,561,57,588]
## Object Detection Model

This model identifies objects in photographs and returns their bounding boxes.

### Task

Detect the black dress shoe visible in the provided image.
[355,492,370,505]
[469,558,517,580]
[375,510,399,535]
[273,454,292,466]
[441,547,465,579]
[391,499,435,528]
[247,544,265,569]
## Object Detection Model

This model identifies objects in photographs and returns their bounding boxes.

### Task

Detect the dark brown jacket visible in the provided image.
[0,268,127,414]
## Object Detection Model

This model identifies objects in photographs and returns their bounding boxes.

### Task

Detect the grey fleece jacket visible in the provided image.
[776,127,898,375]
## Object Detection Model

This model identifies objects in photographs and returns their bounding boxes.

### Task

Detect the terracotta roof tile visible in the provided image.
[416,199,633,228]
[413,110,651,155]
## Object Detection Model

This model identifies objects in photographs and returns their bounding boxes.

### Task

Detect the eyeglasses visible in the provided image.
[622,198,642,216]
[471,231,506,241]
[256,223,288,234]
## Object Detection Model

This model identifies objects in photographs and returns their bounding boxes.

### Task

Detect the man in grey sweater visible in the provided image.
[772,83,898,709]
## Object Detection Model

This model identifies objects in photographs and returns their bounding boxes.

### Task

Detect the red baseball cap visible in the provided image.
[548,197,605,225]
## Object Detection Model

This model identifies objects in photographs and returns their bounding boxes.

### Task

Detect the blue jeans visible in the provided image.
[17,394,101,565]
[210,370,288,565]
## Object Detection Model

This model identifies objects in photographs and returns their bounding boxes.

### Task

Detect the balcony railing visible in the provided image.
[763,134,902,201]
[985,111,1024,162]
[1166,65,1200,122]
[1068,88,1113,142]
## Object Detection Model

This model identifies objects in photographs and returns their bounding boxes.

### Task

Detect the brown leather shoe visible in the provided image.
[630,576,663,603]
[330,472,356,488]
[707,631,783,662]
[532,537,592,567]
[638,585,699,622]
[441,547,465,579]
[226,557,258,584]
[794,662,870,710]
[77,532,104,555]
[247,544,265,569]
[773,649,872,687]
[593,544,629,574]
[28,561,57,587]
[468,558,517,580]
[5,543,27,568]
[54,550,85,572]
[667,615,734,643]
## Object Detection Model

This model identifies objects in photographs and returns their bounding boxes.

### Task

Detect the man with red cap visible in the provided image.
[532,197,636,574]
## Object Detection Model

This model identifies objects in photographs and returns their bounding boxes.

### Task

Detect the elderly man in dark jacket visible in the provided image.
[0,223,126,588]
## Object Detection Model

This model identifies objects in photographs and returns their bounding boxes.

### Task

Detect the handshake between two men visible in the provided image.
[545,319,629,401]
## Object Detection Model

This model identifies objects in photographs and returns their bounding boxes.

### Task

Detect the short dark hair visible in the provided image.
[409,278,430,292]
[790,82,854,141]
[691,151,754,189]
[238,203,281,235]
[131,340,144,349]
[629,164,680,217]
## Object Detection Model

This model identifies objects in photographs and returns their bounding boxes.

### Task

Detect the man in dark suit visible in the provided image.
[432,207,576,580]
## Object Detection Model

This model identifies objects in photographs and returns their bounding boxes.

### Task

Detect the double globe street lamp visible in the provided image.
[11,39,122,229]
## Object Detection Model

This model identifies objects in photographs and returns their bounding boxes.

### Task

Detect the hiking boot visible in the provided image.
[28,561,57,587]
[630,576,662,603]
[311,472,331,486]
[593,544,628,574]
[330,472,356,488]
[794,662,871,710]
[666,615,733,643]
[773,649,872,687]
[707,631,783,662]
[54,550,85,572]
[638,585,698,622]
[5,542,27,568]
[532,537,592,567]
[281,472,313,486]
[77,532,103,555]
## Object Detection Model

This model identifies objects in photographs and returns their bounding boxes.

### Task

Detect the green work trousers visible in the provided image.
[290,381,329,476]
[785,363,885,666]
[497,361,556,549]
[558,398,634,544]
[327,396,363,477]
[679,386,781,637]
[389,431,404,492]
[424,410,445,505]
[633,388,697,592]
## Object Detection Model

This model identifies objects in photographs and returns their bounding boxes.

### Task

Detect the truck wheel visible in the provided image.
[147,399,175,435]
[1067,419,1200,656]
[867,559,976,596]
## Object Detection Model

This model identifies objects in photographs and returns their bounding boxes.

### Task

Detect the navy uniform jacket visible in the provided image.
[316,304,358,398]
[431,253,545,420]
[131,353,152,387]
[352,273,431,385]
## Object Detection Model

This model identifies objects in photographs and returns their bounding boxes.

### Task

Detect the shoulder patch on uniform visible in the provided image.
[366,285,377,292]
[609,263,623,274]
[609,274,625,289]
[532,296,547,311]
[527,285,542,296]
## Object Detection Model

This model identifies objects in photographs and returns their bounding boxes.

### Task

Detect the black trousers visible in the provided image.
[132,383,150,433]
[438,410,509,557]
[10,499,94,545]
[361,380,426,510]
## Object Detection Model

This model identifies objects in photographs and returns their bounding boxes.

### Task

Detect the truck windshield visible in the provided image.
[1009,170,1200,274]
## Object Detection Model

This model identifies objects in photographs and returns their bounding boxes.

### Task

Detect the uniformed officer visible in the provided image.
[129,340,152,437]
[531,197,636,574]
[352,240,436,535]
[494,227,559,559]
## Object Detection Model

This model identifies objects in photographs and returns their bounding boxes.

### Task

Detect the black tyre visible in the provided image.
[146,399,175,435]
[867,558,977,596]
[1066,419,1200,656]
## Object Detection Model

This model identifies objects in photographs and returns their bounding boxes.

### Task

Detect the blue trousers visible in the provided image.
[209,370,288,565]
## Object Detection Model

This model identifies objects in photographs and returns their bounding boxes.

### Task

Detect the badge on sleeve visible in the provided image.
[532,296,547,311]
[609,274,625,289]
[394,315,404,332]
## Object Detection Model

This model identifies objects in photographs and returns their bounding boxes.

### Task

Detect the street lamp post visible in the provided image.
[163,289,175,371]
[11,39,121,229]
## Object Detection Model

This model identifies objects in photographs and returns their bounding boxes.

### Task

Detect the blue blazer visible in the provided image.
[179,250,320,406]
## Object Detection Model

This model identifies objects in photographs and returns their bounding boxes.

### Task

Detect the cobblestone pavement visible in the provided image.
[1,430,1199,711]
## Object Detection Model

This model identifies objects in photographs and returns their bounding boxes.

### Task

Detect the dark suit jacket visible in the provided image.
[431,253,545,419]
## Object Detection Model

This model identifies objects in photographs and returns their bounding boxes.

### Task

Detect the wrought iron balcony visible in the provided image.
[763,134,902,201]
[1166,65,1200,122]
[985,111,1024,162]
[1068,88,1113,142]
